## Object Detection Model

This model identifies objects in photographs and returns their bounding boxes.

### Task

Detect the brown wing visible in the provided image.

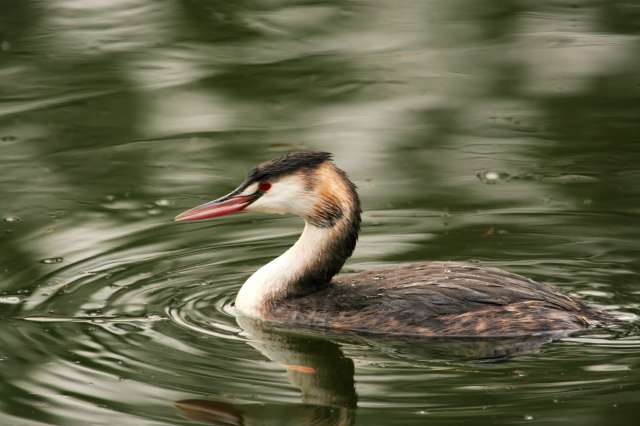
[267,262,607,337]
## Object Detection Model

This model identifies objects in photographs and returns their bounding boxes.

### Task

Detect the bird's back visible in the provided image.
[266,262,608,337]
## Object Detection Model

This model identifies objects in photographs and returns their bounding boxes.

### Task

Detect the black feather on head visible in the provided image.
[247,151,332,182]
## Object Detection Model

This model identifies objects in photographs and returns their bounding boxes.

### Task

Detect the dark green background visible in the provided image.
[1,0,639,425]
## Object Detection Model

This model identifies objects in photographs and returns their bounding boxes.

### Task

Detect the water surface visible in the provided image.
[1,1,640,425]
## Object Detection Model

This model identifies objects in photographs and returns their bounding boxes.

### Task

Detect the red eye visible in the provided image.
[259,182,272,192]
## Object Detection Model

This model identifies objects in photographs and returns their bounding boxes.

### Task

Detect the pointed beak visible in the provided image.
[174,187,258,223]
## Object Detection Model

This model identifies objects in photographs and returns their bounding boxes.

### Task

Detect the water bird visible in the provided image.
[175,152,608,337]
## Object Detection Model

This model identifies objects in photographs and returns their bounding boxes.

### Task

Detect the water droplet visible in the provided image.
[0,295,23,304]
[3,216,21,223]
[477,170,509,184]
[147,208,161,216]
[48,211,65,219]
[513,369,526,377]
[105,194,116,202]
[155,199,171,207]
[524,415,534,421]
[40,257,64,264]
[416,410,429,416]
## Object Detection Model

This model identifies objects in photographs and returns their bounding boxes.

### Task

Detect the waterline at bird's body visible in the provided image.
[175,151,610,337]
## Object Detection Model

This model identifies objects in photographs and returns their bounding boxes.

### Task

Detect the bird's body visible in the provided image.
[270,261,604,337]
[176,151,609,337]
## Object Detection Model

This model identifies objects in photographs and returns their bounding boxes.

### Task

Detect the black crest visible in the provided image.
[248,151,332,182]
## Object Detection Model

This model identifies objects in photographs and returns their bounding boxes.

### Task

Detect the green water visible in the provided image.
[1,1,640,425]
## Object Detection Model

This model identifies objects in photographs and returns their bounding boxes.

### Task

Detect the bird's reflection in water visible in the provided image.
[176,317,357,426]
[175,400,245,426]
[175,317,563,425]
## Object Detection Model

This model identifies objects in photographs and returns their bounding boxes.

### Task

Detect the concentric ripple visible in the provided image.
[166,280,243,340]
[18,225,250,346]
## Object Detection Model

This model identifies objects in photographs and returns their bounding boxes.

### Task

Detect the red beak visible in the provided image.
[174,192,257,222]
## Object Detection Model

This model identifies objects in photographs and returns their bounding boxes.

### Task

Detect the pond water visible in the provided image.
[1,1,640,425]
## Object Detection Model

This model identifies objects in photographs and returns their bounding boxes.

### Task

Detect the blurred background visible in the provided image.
[1,1,639,425]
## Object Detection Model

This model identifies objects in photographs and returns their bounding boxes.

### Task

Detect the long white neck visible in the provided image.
[235,223,335,318]
[234,161,362,319]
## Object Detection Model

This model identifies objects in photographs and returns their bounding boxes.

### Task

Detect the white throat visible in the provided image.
[235,223,333,318]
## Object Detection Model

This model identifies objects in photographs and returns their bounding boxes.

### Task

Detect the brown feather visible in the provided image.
[266,262,610,337]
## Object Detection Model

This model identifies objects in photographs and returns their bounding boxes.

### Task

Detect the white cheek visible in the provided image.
[239,182,259,196]
[246,177,313,216]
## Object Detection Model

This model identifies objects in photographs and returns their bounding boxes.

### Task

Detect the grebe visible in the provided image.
[175,151,608,337]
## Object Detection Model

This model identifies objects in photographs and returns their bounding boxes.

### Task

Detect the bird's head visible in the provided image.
[175,151,359,228]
